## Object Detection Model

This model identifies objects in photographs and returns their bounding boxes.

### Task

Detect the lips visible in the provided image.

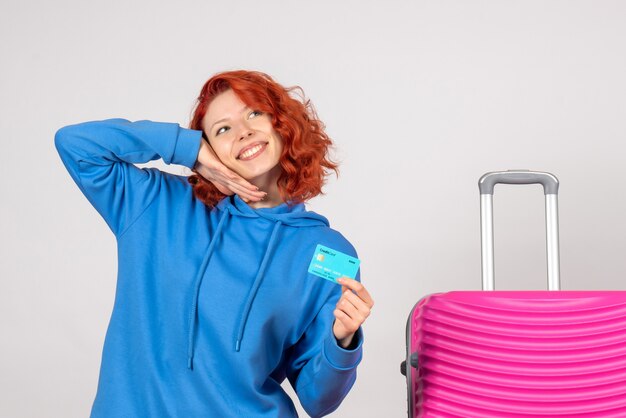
[237,141,269,160]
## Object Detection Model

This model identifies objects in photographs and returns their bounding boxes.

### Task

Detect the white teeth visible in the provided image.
[240,144,264,159]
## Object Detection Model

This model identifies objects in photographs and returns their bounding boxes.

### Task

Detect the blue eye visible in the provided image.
[250,110,262,118]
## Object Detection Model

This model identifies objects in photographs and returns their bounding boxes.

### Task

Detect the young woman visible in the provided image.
[55,70,374,417]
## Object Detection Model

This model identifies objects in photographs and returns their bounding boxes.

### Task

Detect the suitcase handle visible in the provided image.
[478,170,561,291]
[479,171,559,195]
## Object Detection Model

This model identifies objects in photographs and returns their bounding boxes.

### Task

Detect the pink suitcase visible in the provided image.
[401,171,626,417]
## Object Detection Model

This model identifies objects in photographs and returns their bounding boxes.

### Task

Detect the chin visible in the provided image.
[242,169,272,181]
[239,163,281,182]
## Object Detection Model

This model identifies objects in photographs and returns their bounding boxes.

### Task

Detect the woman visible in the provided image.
[55,70,374,417]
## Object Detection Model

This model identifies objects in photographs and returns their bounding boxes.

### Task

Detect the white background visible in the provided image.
[2,0,625,416]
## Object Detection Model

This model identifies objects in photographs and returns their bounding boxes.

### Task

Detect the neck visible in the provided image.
[248,165,284,209]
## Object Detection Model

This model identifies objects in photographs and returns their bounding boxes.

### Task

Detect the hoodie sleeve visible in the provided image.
[286,270,364,418]
[54,118,203,238]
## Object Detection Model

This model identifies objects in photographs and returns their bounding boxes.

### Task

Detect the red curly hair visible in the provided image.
[187,70,339,208]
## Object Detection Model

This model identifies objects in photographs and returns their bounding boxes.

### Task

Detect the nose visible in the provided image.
[238,126,254,141]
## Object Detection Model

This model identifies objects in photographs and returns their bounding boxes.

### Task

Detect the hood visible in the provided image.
[187,194,329,370]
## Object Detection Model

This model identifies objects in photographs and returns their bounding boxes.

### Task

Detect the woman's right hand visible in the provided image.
[193,140,267,202]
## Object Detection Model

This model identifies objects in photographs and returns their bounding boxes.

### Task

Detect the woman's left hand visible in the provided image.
[332,277,374,349]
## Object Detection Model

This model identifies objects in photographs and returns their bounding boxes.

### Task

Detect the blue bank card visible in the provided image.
[307,244,360,284]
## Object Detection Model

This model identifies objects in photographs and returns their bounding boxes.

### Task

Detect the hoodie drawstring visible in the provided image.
[185,194,327,370]
[234,220,283,352]
[187,209,230,370]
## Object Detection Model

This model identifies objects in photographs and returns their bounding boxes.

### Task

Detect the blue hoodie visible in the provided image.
[54,118,363,417]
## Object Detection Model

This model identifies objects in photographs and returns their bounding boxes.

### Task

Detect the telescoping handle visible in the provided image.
[478,170,561,291]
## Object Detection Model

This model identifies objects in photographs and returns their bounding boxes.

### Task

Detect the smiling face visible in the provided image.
[201,89,283,182]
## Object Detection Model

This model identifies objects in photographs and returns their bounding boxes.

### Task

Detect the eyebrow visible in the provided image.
[210,106,250,131]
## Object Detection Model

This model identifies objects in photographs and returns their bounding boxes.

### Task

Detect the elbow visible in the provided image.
[54,121,97,156]
[301,396,343,418]
[54,125,78,153]
[54,126,69,149]
[54,124,90,169]
[299,372,357,418]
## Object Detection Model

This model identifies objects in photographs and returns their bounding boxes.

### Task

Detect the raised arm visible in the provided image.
[54,118,203,237]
